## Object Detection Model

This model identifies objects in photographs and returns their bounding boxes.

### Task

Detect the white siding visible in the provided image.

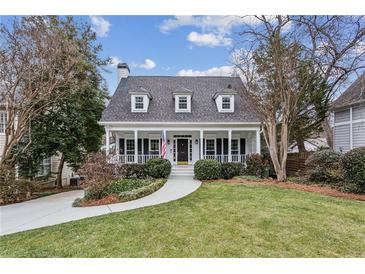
[352,105,365,121]
[334,124,351,152]
[353,121,365,148]
[0,135,4,158]
[334,109,350,123]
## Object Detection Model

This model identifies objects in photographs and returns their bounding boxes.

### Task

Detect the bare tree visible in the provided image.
[0,16,88,166]
[234,15,365,181]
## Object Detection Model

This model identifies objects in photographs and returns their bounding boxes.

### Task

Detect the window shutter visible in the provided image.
[119,139,125,155]
[223,138,228,154]
[138,139,142,155]
[143,139,149,155]
[216,138,222,155]
[240,138,246,154]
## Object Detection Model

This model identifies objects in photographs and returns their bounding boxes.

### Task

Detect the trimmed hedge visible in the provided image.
[340,147,365,193]
[305,149,342,184]
[194,159,221,180]
[146,158,171,179]
[220,162,242,179]
[119,164,149,179]
[101,178,153,197]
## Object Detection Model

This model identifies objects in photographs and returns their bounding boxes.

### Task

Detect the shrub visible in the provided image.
[340,147,365,193]
[0,165,34,204]
[305,149,342,184]
[102,178,153,196]
[146,158,171,179]
[78,152,118,199]
[245,154,269,178]
[220,162,242,179]
[119,164,149,179]
[194,159,221,180]
[118,179,167,202]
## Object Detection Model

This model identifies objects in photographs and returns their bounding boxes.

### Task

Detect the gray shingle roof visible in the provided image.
[332,71,365,109]
[101,76,260,123]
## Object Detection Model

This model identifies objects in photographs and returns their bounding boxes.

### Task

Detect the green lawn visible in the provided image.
[1,182,364,257]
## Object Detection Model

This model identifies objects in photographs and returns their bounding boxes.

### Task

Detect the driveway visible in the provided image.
[0,175,201,236]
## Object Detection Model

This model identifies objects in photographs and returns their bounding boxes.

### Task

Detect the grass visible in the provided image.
[1,182,364,257]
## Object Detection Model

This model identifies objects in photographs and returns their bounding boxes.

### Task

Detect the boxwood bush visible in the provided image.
[119,164,148,179]
[340,147,365,193]
[194,159,220,180]
[220,162,242,179]
[305,149,342,184]
[101,178,153,197]
[146,158,172,179]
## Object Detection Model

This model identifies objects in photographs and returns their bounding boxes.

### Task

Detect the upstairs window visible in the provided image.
[222,96,231,110]
[0,112,7,134]
[131,95,148,112]
[135,96,144,110]
[175,95,191,112]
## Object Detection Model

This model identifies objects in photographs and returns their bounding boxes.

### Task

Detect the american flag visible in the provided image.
[161,130,167,158]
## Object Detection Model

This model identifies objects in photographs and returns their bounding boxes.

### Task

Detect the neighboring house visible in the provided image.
[0,104,72,185]
[332,71,365,152]
[99,63,261,166]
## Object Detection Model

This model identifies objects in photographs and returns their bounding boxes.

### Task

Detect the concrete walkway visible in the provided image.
[0,175,201,236]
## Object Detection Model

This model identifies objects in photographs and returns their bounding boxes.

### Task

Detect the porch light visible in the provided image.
[195,139,198,144]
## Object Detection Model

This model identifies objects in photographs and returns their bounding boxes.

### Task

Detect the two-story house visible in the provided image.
[100,63,261,167]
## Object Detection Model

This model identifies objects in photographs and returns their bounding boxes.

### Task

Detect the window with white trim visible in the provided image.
[175,95,191,112]
[149,139,160,155]
[205,139,215,155]
[231,139,239,155]
[222,96,231,110]
[126,139,135,155]
[0,112,7,134]
[135,96,144,109]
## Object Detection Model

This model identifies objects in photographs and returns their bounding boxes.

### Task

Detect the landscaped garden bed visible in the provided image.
[73,178,167,207]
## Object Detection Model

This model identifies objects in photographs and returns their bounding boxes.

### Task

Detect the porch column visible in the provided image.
[105,127,110,155]
[228,129,232,162]
[162,129,167,159]
[256,129,261,154]
[134,129,138,163]
[200,130,204,159]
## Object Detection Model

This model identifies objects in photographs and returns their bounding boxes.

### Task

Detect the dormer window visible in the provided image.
[222,96,231,110]
[172,87,193,113]
[213,87,237,113]
[129,88,152,113]
[135,96,144,110]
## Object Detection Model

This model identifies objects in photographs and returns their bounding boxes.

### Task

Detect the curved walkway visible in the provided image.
[0,175,201,236]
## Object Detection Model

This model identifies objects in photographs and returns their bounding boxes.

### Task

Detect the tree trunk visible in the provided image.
[296,137,307,153]
[56,154,65,189]
[322,118,333,149]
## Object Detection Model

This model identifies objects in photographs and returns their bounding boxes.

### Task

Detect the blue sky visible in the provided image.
[87,16,245,94]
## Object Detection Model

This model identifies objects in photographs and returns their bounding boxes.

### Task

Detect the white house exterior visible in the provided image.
[100,63,261,166]
[332,72,365,152]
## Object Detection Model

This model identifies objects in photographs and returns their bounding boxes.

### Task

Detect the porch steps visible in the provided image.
[170,166,194,176]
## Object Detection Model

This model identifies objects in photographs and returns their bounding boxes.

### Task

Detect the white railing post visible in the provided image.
[200,130,204,160]
[256,129,261,154]
[105,127,110,156]
[134,130,138,163]
[228,130,232,162]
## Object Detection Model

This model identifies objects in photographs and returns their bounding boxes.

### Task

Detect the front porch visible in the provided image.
[104,125,261,165]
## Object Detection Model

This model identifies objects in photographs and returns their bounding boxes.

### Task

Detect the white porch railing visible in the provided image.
[203,154,247,163]
[109,154,161,164]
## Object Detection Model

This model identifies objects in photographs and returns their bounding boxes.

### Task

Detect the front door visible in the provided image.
[177,139,189,164]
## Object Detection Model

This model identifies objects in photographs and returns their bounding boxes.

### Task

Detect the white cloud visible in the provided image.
[132,59,156,70]
[177,66,234,77]
[187,32,232,47]
[159,15,258,34]
[90,16,111,37]
[109,56,122,67]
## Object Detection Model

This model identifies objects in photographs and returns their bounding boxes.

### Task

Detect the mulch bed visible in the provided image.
[78,195,120,207]
[206,177,365,202]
